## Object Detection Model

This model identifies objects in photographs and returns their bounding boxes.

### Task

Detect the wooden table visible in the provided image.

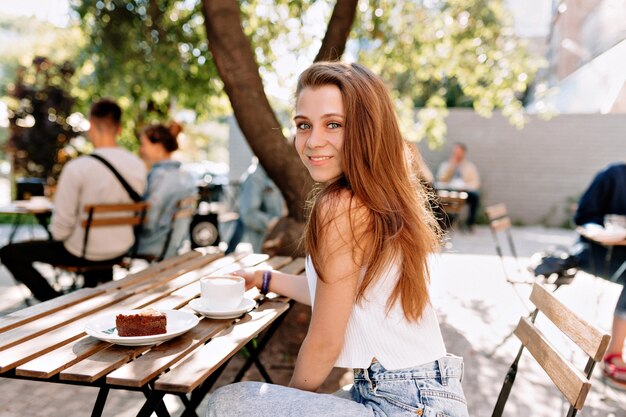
[577,226,626,282]
[436,189,468,230]
[0,249,304,417]
[0,200,53,242]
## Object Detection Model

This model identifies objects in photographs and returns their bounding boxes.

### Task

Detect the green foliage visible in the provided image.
[0,14,83,95]
[71,0,327,150]
[5,57,81,184]
[72,0,229,147]
[354,0,544,147]
[71,0,543,151]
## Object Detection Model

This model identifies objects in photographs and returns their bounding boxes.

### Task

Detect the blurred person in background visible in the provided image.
[226,158,284,254]
[436,142,480,230]
[136,122,197,260]
[0,99,146,300]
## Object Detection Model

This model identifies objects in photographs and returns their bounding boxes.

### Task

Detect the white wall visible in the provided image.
[418,109,626,226]
[227,115,254,183]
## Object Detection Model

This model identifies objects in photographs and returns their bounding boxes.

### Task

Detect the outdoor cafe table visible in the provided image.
[0,199,53,242]
[577,226,626,282]
[0,248,304,417]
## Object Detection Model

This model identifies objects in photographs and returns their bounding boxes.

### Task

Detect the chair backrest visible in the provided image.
[155,194,198,261]
[492,283,611,417]
[81,202,150,259]
[486,203,520,276]
[486,203,512,233]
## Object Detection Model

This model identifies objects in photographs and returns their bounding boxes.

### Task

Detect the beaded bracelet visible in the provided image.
[260,270,272,295]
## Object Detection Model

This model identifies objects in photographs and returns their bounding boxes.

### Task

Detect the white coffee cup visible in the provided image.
[200,275,245,310]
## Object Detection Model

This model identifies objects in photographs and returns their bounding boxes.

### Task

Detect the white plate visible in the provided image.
[188,297,256,319]
[84,309,199,346]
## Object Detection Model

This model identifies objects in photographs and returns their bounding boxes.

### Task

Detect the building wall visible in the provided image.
[548,0,626,82]
[418,109,626,227]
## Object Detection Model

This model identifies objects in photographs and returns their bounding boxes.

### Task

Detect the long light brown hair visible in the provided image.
[296,62,440,322]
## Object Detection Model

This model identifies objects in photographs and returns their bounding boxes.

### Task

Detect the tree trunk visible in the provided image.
[314,0,359,62]
[201,0,311,225]
[201,0,357,255]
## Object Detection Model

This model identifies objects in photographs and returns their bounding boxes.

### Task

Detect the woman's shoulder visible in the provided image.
[316,188,370,233]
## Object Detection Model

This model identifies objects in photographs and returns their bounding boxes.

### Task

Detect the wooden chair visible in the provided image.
[53,202,149,289]
[136,195,198,263]
[486,203,523,283]
[487,203,576,288]
[437,189,468,231]
[492,283,611,417]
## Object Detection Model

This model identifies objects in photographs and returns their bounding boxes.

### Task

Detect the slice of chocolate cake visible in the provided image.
[116,308,167,337]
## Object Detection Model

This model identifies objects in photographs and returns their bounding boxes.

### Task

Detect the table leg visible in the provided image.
[605,246,614,280]
[610,260,626,283]
[233,300,293,383]
[8,213,22,243]
[34,212,52,240]
[181,357,235,417]
[91,386,110,417]
[137,386,170,417]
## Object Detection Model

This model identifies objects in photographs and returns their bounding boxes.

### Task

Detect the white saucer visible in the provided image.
[84,309,199,346]
[188,297,256,319]
[582,223,626,243]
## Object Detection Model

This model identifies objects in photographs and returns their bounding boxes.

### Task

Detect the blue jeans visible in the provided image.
[206,355,468,417]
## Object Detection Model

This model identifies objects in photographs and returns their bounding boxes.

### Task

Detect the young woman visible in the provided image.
[206,62,469,417]
[137,122,197,259]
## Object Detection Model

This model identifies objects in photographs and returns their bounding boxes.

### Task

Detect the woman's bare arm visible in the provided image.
[289,193,367,391]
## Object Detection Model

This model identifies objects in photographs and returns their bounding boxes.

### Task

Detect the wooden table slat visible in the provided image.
[16,336,109,378]
[60,344,152,383]
[98,250,203,291]
[0,288,102,333]
[154,300,290,393]
[277,258,306,275]
[120,252,226,295]
[106,319,232,387]
[0,291,131,352]
[238,253,270,268]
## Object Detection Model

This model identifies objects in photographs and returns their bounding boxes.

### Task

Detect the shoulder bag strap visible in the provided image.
[90,154,143,202]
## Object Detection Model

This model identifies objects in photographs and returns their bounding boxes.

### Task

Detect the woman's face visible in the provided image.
[139,135,162,164]
[294,85,345,183]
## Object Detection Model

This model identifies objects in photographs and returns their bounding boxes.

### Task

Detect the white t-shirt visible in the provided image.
[50,147,147,260]
[305,256,447,370]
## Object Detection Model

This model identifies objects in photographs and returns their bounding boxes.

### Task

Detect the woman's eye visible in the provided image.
[328,122,341,129]
[296,122,310,130]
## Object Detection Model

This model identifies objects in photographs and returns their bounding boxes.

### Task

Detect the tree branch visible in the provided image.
[314,0,359,62]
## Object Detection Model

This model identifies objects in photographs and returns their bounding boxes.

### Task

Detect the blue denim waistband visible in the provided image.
[353,354,464,383]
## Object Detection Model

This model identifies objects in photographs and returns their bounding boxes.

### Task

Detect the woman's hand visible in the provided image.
[230,268,260,291]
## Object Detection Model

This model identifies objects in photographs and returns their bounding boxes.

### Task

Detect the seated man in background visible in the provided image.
[136,122,197,260]
[0,99,147,301]
[436,142,481,230]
